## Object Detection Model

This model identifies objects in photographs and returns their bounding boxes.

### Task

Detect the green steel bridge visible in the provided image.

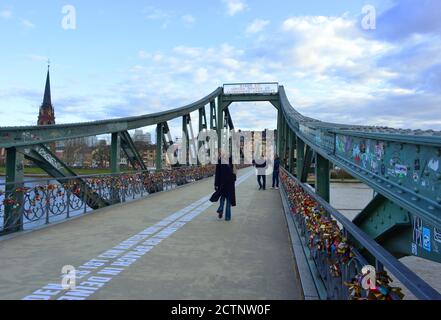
[1,83,441,300]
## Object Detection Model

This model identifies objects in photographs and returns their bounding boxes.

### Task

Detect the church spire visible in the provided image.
[42,65,52,107]
[38,62,56,126]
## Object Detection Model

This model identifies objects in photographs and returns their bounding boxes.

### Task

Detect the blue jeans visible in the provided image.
[272,171,280,188]
[217,196,232,221]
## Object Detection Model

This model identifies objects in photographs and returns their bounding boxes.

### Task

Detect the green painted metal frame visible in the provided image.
[156,123,164,170]
[315,153,330,202]
[111,133,121,174]
[0,88,223,149]
[2,82,441,263]
[119,131,148,171]
[4,148,24,233]
[18,144,109,210]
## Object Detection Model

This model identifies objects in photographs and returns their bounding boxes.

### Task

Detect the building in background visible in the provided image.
[132,129,152,144]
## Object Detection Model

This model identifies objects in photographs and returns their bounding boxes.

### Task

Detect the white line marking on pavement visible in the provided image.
[22,169,254,300]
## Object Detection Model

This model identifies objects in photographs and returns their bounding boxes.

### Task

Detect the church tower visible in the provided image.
[38,64,56,125]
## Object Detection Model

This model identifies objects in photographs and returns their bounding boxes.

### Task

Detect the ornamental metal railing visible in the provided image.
[0,165,219,235]
[280,167,441,300]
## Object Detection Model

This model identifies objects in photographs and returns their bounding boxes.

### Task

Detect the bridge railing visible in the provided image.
[0,165,219,235]
[280,167,441,300]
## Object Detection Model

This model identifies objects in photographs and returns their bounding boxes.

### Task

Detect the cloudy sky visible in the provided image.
[1,0,440,139]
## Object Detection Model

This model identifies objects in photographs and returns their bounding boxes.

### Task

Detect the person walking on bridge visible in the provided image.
[210,152,237,221]
[271,155,281,190]
[254,154,267,190]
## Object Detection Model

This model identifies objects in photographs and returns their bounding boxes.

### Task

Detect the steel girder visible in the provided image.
[0,88,223,149]
[19,144,110,209]
[2,82,441,262]
[278,85,441,262]
[156,124,164,170]
[2,148,24,234]
[119,131,148,171]
[352,194,412,260]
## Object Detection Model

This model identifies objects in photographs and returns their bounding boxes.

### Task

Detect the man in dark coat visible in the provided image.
[211,154,236,221]
[272,155,281,190]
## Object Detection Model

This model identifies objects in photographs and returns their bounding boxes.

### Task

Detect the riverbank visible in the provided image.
[0,167,134,179]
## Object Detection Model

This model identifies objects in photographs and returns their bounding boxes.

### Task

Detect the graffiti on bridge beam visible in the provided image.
[336,134,441,197]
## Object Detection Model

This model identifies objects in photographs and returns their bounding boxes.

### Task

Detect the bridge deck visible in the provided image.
[0,168,303,300]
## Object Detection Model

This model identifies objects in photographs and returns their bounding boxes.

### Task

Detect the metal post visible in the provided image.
[217,95,224,153]
[288,130,294,174]
[187,114,197,166]
[296,136,305,179]
[277,110,282,156]
[316,153,330,202]
[210,101,217,130]
[156,123,163,170]
[282,117,287,167]
[111,132,121,174]
[198,108,204,165]
[182,115,189,166]
[3,148,24,233]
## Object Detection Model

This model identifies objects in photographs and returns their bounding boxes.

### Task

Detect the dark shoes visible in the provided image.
[217,210,223,219]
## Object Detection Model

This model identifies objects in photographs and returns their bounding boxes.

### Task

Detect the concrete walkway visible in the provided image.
[0,168,303,300]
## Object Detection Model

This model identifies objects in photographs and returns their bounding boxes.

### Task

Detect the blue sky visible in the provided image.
[1,0,440,137]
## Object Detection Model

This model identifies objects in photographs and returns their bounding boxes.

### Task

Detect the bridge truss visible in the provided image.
[1,82,441,299]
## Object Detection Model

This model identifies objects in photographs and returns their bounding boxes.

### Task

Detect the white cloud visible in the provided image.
[246,19,270,34]
[181,14,196,25]
[194,68,209,84]
[0,9,12,19]
[281,15,393,80]
[21,19,35,29]
[223,0,247,16]
[145,7,169,21]
[28,55,49,63]
[138,50,151,59]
